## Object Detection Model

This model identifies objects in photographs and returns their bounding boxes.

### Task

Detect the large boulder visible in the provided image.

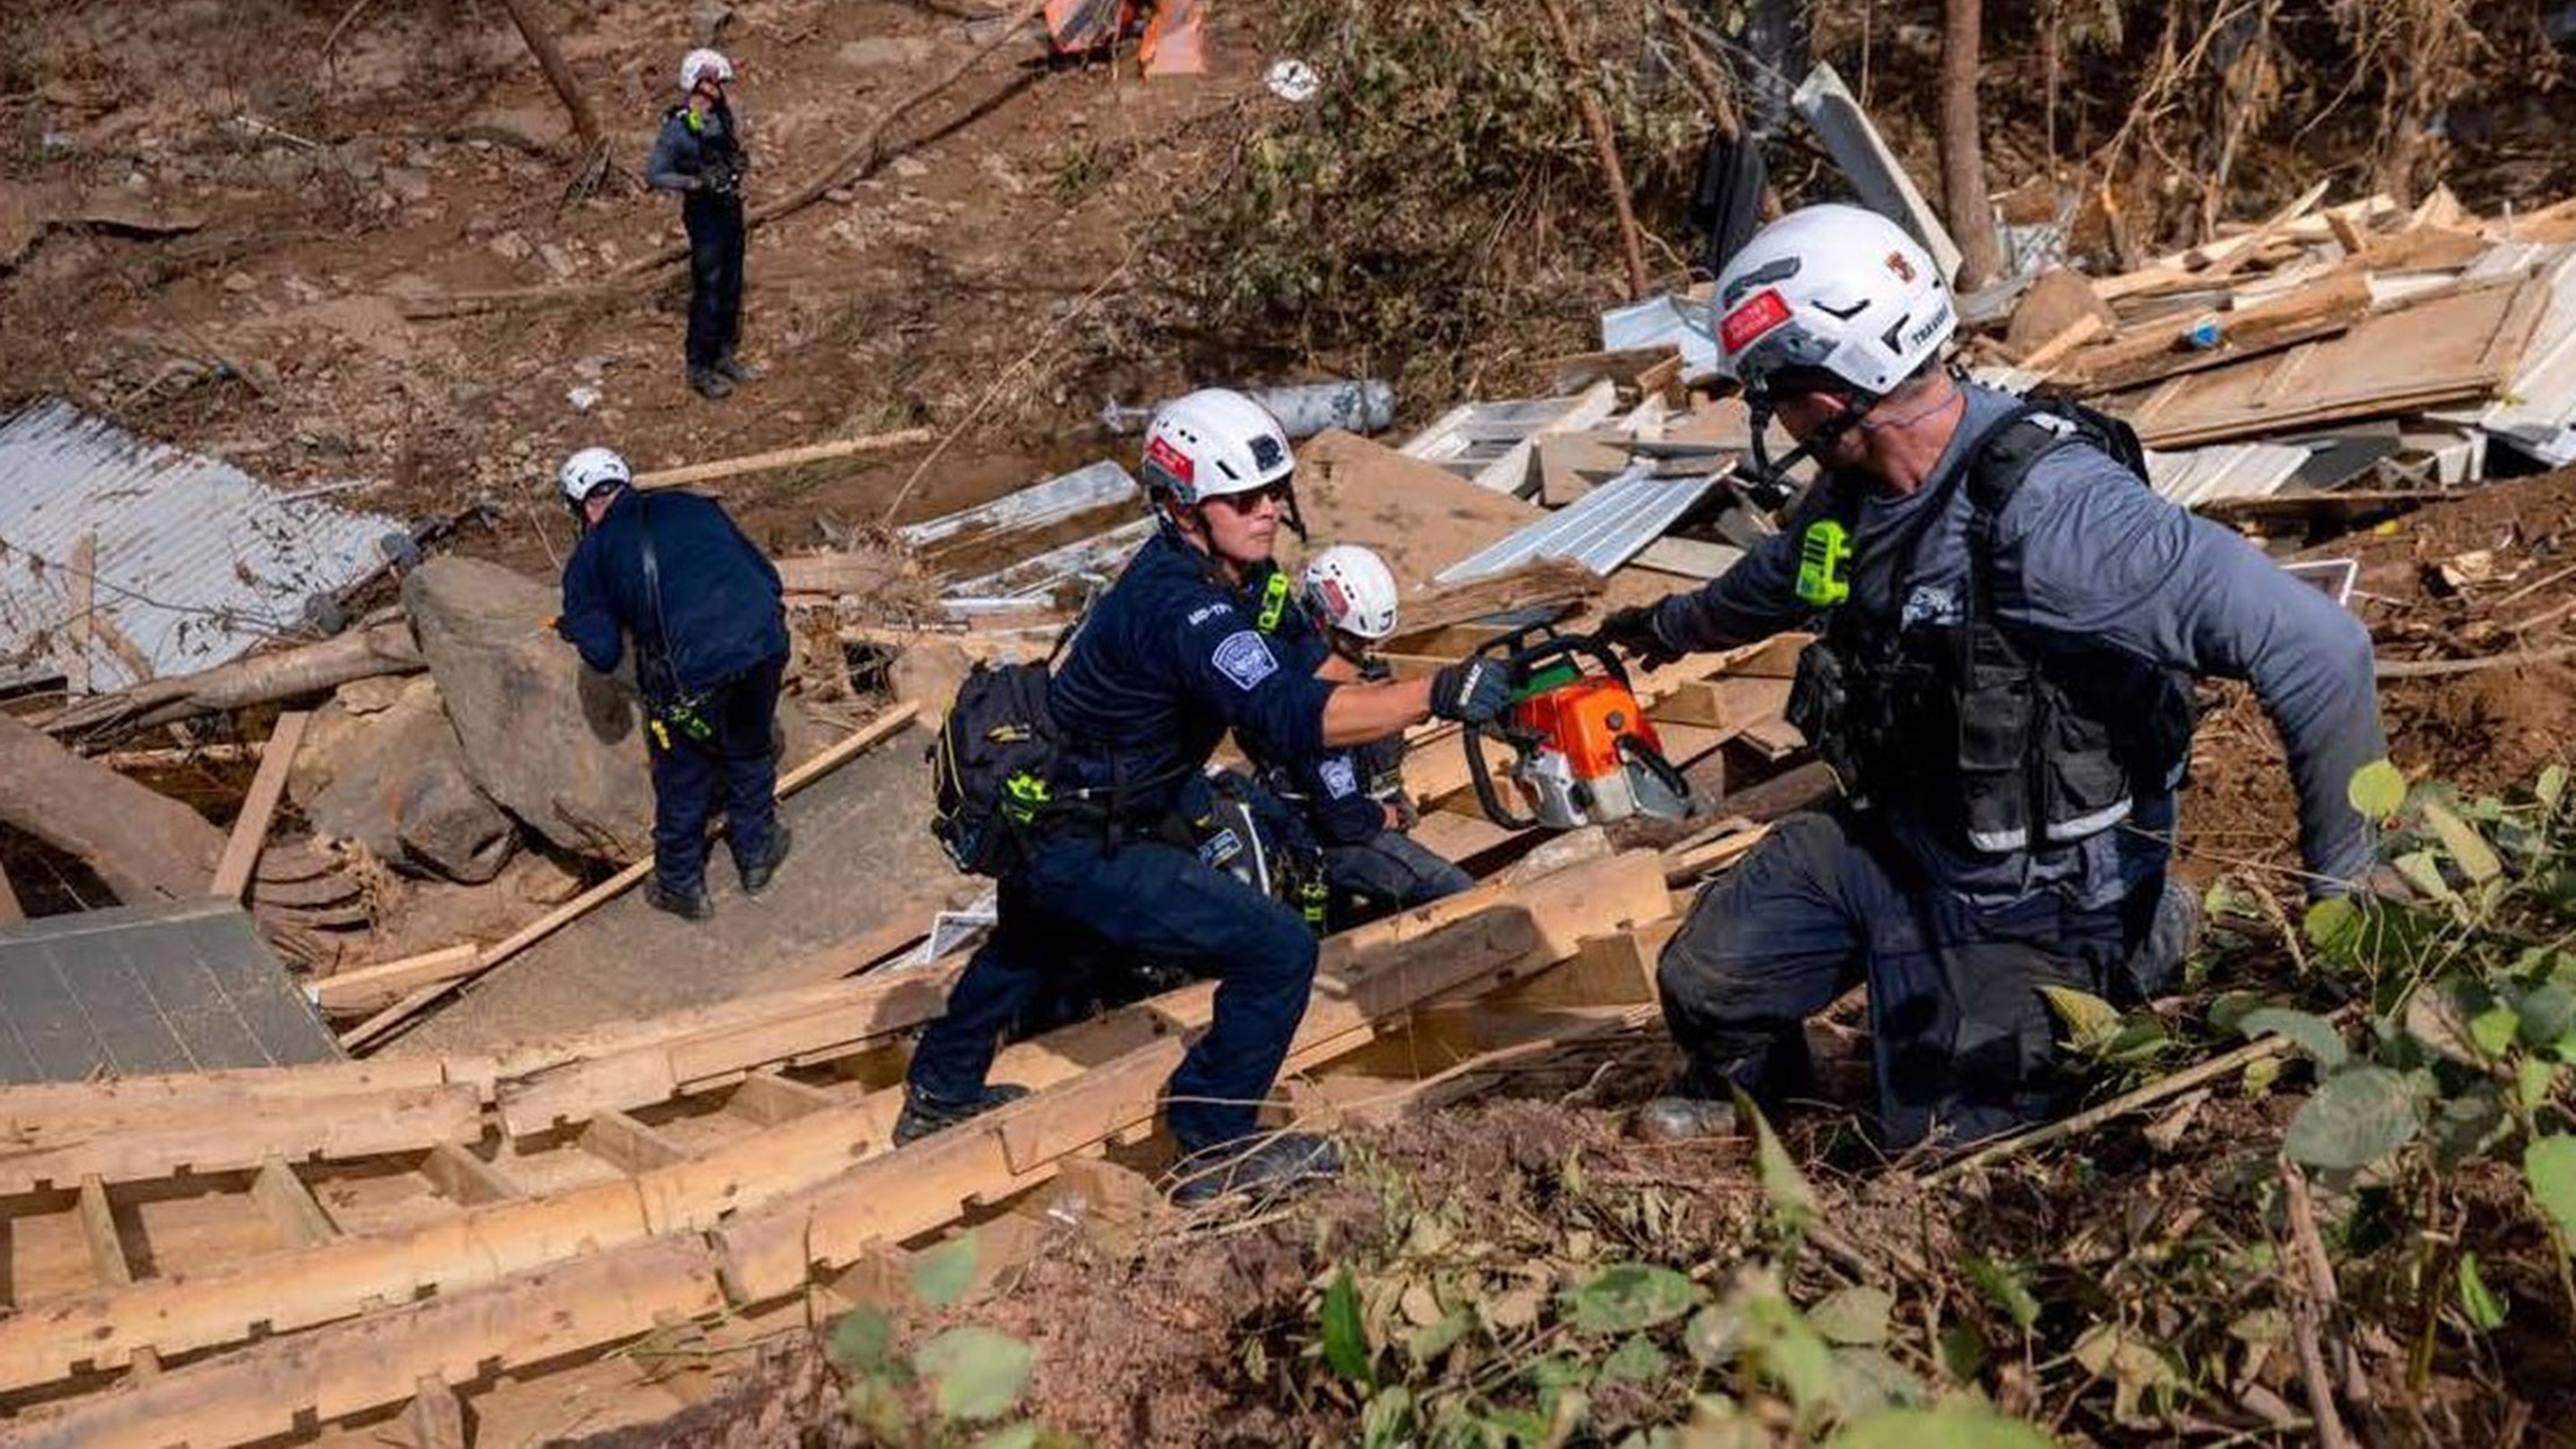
[401,556,654,859]
[306,677,519,883]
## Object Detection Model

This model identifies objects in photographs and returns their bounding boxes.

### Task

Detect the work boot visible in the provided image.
[2119,877,2206,1002]
[644,880,714,922]
[894,1082,1031,1145]
[1631,1095,1740,1143]
[713,353,759,384]
[740,826,793,897]
[688,366,733,400]
[1167,1131,1342,1208]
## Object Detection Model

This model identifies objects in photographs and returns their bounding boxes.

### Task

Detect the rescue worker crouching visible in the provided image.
[555,448,793,921]
[644,48,755,401]
[1264,543,1474,928]
[898,389,1515,1204]
[1597,204,2390,1151]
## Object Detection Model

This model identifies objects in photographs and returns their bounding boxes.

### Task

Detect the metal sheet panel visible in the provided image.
[895,460,1139,553]
[2145,441,2311,507]
[944,516,1156,600]
[1433,465,1718,585]
[0,398,401,693]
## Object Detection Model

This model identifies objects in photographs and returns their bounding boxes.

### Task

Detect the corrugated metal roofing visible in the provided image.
[1433,464,1717,585]
[2144,441,2312,506]
[0,398,400,694]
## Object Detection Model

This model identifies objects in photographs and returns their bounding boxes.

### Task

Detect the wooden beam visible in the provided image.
[726,1071,841,1126]
[310,945,483,1017]
[209,710,310,900]
[0,1080,484,1195]
[250,1157,339,1250]
[65,531,97,697]
[420,1143,521,1208]
[580,1109,689,1174]
[78,1174,133,1289]
[341,702,919,1051]
[631,428,938,491]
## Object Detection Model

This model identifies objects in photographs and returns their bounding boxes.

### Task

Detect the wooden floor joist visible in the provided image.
[5,851,1675,1444]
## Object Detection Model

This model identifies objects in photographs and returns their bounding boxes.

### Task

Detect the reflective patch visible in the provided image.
[1901,583,1962,628]
[1211,630,1279,691]
[1319,757,1360,798]
[1186,600,1232,627]
[1144,434,1195,485]
[1720,288,1792,352]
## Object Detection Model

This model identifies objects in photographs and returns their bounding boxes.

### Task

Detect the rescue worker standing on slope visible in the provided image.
[898,389,1516,1203]
[1597,204,2390,1150]
[555,448,793,921]
[644,49,754,401]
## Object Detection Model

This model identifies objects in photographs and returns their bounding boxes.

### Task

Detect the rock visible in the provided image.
[504,849,588,906]
[840,36,938,69]
[691,0,734,45]
[489,230,532,263]
[380,166,433,205]
[337,674,412,716]
[890,155,930,180]
[538,242,578,279]
[221,270,257,293]
[305,678,519,884]
[401,556,654,860]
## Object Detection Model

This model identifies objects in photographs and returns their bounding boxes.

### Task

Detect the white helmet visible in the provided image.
[1707,203,1954,399]
[1301,544,1401,642]
[1139,388,1295,508]
[557,446,631,505]
[680,48,733,93]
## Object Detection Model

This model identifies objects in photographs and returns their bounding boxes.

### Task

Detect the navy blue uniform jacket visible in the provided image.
[559,489,788,698]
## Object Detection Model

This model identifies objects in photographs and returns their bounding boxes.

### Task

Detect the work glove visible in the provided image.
[1429,657,1514,725]
[1600,604,1683,670]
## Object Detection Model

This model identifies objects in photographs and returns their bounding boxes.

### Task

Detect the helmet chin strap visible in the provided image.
[1734,387,1877,509]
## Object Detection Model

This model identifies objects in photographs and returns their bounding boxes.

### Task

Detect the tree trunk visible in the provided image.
[493,0,604,150]
[1939,0,2001,291]
[1538,0,1652,300]
[0,713,227,904]
[46,618,424,741]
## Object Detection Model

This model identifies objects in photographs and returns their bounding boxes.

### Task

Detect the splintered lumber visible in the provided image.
[1,852,1662,1430]
[0,711,226,903]
[208,710,310,899]
[2059,269,2373,394]
[341,700,920,1050]
[2115,270,2552,446]
[632,430,938,491]
[1386,557,1607,647]
[42,617,423,740]
[309,944,480,1016]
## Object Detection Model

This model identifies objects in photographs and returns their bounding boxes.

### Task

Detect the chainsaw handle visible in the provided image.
[1462,718,1540,830]
[1618,733,1695,816]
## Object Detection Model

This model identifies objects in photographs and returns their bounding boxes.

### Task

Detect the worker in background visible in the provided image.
[555,448,792,920]
[643,49,754,401]
[1597,204,2389,1151]
[898,389,1515,1204]
[1265,543,1474,927]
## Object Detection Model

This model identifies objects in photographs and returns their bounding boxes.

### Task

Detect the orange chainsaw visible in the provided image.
[1462,625,1694,830]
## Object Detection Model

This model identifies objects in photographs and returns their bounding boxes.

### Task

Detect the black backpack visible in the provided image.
[928,661,1063,878]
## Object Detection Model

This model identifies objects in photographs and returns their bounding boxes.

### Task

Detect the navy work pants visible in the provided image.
[906,832,1321,1154]
[1323,832,1474,929]
[1656,808,2149,1149]
[647,657,783,896]
[682,194,745,369]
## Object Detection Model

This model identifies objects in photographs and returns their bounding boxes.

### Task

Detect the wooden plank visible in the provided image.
[0,1080,484,1194]
[78,1174,132,1289]
[250,1157,339,1249]
[66,531,97,697]
[208,710,311,899]
[630,428,937,490]
[581,1108,690,1174]
[1648,675,1792,733]
[341,701,919,1051]
[309,944,481,1016]
[2058,269,2374,395]
[727,1071,841,1126]
[420,1142,521,1207]
[1473,380,1620,496]
[403,1375,468,1449]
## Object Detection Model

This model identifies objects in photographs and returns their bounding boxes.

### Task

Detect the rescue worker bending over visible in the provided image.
[899,389,1515,1203]
[1264,544,1474,928]
[644,48,754,401]
[556,448,792,921]
[1597,205,2389,1150]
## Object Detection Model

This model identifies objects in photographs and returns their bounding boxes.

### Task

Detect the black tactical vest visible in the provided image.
[1786,403,2194,856]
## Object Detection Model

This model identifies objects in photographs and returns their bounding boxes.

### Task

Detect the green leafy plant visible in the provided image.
[822,1229,1057,1447]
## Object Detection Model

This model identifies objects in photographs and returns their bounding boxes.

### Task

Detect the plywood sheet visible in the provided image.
[1290,429,1545,590]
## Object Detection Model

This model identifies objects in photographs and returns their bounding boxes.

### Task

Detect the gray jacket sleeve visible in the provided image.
[1996,450,2386,890]
[642,117,699,194]
[1648,528,1808,653]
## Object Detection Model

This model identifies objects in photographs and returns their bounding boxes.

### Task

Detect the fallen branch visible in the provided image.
[2278,1158,2362,1448]
[45,616,423,741]
[1920,1032,2301,1186]
[401,0,1046,321]
[493,0,602,150]
[340,700,921,1052]
[2374,644,2576,680]
[0,713,228,902]
[632,427,938,491]
[1538,0,1650,300]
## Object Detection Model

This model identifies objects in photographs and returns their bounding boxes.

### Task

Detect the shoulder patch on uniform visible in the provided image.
[1211,630,1279,691]
[1318,757,1360,798]
[1186,600,1236,628]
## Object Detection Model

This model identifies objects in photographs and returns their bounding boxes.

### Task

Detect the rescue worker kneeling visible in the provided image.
[1598,205,2390,1150]
[1264,544,1473,929]
[899,389,1514,1203]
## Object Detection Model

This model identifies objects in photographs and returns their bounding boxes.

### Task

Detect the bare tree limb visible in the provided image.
[0,714,227,903]
[493,0,604,150]
[1539,0,1652,300]
[1938,0,2001,289]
